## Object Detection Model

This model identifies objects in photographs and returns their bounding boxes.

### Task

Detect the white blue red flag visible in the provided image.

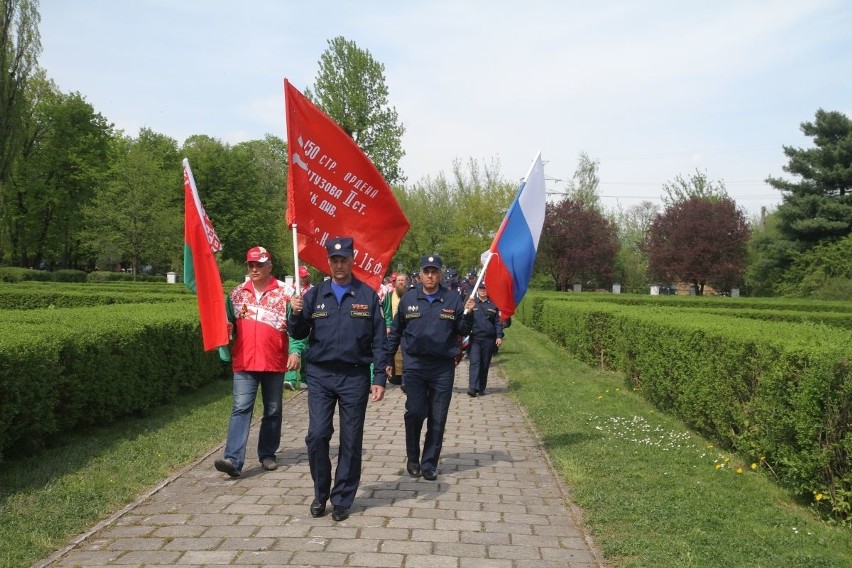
[484,152,546,319]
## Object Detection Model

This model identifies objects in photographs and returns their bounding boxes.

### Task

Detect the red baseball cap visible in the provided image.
[298,265,310,279]
[245,246,270,263]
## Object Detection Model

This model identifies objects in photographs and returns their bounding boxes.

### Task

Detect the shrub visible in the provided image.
[51,269,87,283]
[0,267,52,282]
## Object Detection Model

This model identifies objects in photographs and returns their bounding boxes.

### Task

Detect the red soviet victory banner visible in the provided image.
[284,78,410,290]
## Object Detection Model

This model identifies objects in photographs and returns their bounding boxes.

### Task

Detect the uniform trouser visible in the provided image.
[468,338,495,393]
[403,361,455,473]
[224,372,284,471]
[305,368,371,508]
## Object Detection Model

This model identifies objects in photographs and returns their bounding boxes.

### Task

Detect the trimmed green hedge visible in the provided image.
[0,287,193,310]
[0,302,228,462]
[516,293,852,521]
[86,271,166,283]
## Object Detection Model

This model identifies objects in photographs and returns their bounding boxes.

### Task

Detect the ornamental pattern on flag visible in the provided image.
[284,79,410,290]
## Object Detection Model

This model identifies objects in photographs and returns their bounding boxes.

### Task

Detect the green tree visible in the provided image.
[443,157,516,273]
[768,109,852,252]
[775,234,852,298]
[81,129,180,276]
[743,207,791,296]
[661,169,728,207]
[5,76,112,268]
[181,135,288,270]
[0,0,41,264]
[306,36,406,184]
[613,200,658,292]
[565,152,602,212]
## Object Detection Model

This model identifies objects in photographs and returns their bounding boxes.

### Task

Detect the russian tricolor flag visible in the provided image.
[484,152,546,319]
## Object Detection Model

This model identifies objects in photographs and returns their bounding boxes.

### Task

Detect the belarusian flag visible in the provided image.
[182,158,230,359]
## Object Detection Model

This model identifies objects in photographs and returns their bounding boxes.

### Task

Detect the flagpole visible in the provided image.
[291,225,301,296]
[464,251,496,314]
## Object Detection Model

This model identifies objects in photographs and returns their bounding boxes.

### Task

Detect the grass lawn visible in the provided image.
[498,322,852,567]
[0,377,250,568]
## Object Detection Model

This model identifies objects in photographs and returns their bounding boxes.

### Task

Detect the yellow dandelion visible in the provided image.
[736,467,743,474]
[597,396,603,400]
[815,493,824,501]
[707,444,714,448]
[715,464,722,470]
[724,457,731,463]
[751,463,758,470]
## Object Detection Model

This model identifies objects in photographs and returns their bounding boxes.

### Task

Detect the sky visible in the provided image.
[38,0,852,217]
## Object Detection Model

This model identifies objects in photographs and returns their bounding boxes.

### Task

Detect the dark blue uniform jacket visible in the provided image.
[471,297,505,339]
[287,277,386,387]
[384,283,474,370]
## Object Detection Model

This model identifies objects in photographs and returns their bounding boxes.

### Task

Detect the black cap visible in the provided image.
[420,254,443,270]
[478,282,486,289]
[326,237,354,258]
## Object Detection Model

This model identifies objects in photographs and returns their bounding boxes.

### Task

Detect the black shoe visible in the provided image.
[478,390,486,396]
[406,461,422,477]
[310,499,327,518]
[400,384,407,393]
[422,469,438,481]
[388,376,402,385]
[214,458,240,478]
[332,505,349,521]
[261,457,278,471]
[467,390,477,397]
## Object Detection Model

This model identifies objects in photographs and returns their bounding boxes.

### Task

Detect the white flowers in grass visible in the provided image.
[589,414,694,451]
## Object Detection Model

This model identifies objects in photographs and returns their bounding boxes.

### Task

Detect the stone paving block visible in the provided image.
[110,550,181,564]
[178,549,239,564]
[403,554,459,568]
[459,558,513,568]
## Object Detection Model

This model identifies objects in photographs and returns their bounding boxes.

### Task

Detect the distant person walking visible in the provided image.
[384,254,474,481]
[288,237,386,522]
[214,246,300,477]
[285,265,312,391]
[383,271,410,388]
[467,283,503,396]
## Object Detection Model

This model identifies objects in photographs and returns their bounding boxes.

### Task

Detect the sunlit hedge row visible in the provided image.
[0,282,193,310]
[0,267,167,283]
[516,292,852,521]
[0,301,228,463]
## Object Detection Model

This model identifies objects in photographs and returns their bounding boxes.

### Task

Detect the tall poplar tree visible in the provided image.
[0,0,41,264]
[306,36,406,184]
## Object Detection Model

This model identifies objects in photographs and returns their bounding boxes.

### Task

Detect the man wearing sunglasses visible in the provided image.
[214,246,300,478]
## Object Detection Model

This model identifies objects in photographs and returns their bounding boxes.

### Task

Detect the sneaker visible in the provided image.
[284,382,295,391]
[214,458,240,478]
[261,457,278,471]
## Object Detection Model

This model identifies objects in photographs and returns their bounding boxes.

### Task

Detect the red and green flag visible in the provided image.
[183,158,230,360]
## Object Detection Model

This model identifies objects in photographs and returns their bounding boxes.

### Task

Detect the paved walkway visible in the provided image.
[38,360,605,568]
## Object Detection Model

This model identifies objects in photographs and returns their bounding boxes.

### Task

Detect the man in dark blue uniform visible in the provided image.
[467,283,504,397]
[384,254,474,481]
[288,237,386,522]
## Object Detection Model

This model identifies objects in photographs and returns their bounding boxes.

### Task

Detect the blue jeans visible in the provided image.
[403,361,455,473]
[223,371,284,472]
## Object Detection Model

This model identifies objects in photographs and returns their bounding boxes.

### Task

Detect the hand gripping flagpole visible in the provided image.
[463,250,496,314]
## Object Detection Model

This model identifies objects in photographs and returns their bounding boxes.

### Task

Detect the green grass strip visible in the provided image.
[498,322,852,567]
[0,378,237,568]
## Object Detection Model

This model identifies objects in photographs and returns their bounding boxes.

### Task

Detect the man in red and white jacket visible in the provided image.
[214,246,300,477]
